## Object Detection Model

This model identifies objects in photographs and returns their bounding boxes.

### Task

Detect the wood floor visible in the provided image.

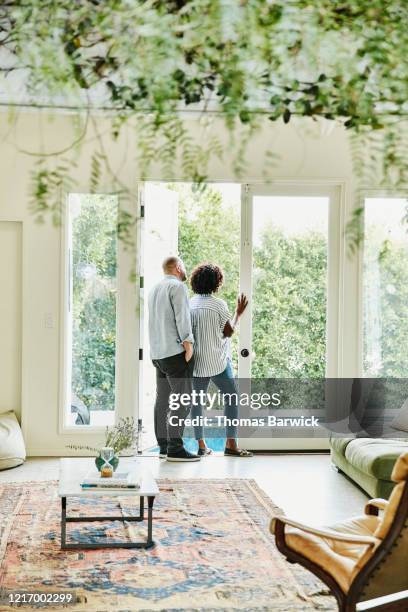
[0,453,368,526]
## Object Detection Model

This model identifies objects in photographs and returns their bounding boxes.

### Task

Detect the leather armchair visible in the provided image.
[270,452,408,611]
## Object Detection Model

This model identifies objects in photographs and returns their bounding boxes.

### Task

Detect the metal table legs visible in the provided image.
[61,495,155,549]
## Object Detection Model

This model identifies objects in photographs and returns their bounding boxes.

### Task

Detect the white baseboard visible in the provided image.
[26,449,139,457]
[26,448,96,457]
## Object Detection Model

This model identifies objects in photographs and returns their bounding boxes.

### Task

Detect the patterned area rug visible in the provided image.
[0,479,335,611]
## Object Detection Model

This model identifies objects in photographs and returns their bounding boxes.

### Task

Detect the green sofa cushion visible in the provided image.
[329,437,353,456]
[331,448,396,499]
[344,439,408,480]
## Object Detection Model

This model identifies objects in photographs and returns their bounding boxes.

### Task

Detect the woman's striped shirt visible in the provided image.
[190,294,232,377]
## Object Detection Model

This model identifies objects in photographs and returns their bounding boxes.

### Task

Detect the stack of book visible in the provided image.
[81,470,140,489]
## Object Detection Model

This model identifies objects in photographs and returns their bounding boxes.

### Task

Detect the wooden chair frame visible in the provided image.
[273,484,408,612]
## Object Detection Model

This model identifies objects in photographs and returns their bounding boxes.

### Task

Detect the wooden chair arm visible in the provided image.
[271,516,378,546]
[365,498,389,516]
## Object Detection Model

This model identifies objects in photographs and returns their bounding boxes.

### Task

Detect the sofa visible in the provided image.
[330,437,408,499]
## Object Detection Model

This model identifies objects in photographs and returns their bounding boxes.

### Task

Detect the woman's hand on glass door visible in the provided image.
[236,293,248,317]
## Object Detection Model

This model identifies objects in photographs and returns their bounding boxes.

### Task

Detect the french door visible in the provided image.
[141,182,341,450]
[239,184,340,380]
[238,184,341,450]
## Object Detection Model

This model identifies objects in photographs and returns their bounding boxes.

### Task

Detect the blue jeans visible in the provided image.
[192,360,238,440]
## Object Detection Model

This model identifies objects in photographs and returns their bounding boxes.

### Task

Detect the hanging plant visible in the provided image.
[0,0,407,251]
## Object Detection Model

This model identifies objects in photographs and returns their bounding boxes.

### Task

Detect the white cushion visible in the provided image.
[0,411,26,470]
[391,398,408,433]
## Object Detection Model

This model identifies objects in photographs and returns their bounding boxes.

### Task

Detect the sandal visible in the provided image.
[198,447,213,456]
[224,448,253,457]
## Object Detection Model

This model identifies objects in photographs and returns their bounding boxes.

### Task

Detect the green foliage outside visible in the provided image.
[176,184,241,369]
[71,194,117,411]
[72,187,408,413]
[72,185,327,415]
[364,225,408,377]
[175,184,327,378]
[252,227,326,378]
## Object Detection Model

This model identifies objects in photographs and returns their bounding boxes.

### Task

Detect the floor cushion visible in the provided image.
[0,411,26,470]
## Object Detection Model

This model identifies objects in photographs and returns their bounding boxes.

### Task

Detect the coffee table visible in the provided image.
[58,458,159,550]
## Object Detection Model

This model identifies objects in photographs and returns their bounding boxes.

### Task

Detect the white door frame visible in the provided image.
[138,179,346,451]
[238,184,253,379]
[238,182,343,450]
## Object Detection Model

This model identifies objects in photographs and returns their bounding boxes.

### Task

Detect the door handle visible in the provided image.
[240,348,249,358]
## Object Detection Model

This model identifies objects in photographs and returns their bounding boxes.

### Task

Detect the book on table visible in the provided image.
[81,470,140,489]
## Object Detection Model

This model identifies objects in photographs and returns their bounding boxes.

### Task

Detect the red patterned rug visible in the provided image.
[0,479,335,611]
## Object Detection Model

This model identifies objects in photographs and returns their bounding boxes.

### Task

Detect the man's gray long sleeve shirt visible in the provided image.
[148,274,194,360]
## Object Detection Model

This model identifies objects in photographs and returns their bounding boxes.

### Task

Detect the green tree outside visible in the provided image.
[252,225,327,378]
[364,224,408,377]
[175,183,327,378]
[175,183,241,370]
[71,186,408,416]
[71,194,118,412]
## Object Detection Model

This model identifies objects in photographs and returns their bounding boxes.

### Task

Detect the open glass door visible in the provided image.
[239,184,340,450]
[141,183,180,448]
[142,182,241,451]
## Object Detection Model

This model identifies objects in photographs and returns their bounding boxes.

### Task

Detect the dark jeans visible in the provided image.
[152,351,194,454]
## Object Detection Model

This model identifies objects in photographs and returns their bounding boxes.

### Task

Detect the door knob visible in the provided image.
[240,348,249,357]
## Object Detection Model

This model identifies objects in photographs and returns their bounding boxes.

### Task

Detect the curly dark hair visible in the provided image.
[190,263,224,295]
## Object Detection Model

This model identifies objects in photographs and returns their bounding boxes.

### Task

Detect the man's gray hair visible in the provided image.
[162,256,181,273]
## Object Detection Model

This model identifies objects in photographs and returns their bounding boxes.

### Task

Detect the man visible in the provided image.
[148,256,200,461]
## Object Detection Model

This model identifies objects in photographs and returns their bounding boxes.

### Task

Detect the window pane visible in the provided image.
[363,198,408,376]
[252,196,328,378]
[68,193,118,426]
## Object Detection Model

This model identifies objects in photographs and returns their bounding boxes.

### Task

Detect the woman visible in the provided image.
[189,262,252,457]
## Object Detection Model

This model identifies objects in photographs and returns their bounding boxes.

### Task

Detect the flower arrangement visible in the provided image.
[67,416,138,456]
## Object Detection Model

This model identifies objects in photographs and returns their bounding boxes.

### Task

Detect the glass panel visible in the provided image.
[142,184,179,447]
[68,193,118,426]
[142,182,241,448]
[251,196,329,378]
[363,197,408,376]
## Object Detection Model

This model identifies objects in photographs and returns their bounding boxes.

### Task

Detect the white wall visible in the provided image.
[0,111,139,454]
[0,221,22,417]
[0,110,360,455]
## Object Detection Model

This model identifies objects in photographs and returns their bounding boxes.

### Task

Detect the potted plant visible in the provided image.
[67,416,138,472]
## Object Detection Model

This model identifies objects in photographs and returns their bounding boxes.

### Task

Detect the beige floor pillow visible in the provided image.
[0,411,26,470]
